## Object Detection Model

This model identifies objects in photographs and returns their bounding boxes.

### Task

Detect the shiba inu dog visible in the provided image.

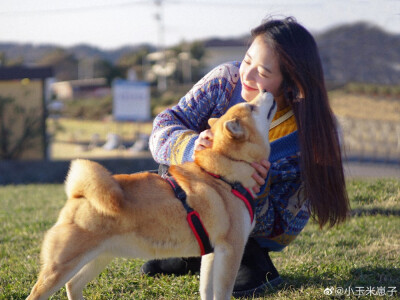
[27,91,277,300]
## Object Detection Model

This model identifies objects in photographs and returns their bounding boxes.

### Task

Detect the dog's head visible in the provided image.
[207,91,277,163]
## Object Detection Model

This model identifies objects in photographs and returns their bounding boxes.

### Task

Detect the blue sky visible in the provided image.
[0,0,399,49]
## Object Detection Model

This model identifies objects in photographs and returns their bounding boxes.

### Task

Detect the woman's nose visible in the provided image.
[244,67,256,82]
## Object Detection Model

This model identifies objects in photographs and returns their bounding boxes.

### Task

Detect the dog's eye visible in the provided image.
[247,104,257,112]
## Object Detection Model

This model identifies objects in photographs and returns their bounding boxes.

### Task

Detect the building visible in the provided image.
[203,46,247,73]
[52,78,110,100]
[202,37,248,73]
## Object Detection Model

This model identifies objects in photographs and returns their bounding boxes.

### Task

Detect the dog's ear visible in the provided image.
[208,118,218,127]
[224,119,245,140]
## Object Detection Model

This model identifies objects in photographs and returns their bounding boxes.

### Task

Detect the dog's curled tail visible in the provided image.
[65,159,124,216]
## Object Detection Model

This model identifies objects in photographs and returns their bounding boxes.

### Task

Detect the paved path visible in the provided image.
[344,161,400,179]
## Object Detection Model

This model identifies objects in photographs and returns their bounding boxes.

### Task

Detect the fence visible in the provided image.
[338,116,400,164]
[0,156,158,185]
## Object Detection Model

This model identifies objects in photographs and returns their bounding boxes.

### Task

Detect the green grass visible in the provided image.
[0,180,399,299]
[48,118,153,144]
[47,118,153,160]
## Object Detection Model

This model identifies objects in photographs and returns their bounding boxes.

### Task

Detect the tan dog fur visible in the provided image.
[27,92,277,300]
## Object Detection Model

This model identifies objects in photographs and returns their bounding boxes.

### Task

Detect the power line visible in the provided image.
[0,0,269,16]
[177,0,272,6]
[0,0,151,16]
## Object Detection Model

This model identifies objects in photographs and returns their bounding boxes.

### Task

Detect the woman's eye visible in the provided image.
[244,59,250,64]
[259,72,268,78]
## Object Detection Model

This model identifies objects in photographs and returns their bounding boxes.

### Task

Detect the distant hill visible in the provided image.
[316,22,400,85]
[0,43,57,65]
[0,42,154,65]
[69,44,155,63]
[1,22,399,85]
[203,36,250,47]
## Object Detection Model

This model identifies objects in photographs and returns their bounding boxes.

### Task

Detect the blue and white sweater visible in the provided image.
[150,61,309,251]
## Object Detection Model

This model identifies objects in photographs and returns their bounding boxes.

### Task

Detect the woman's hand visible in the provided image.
[193,130,270,194]
[192,129,214,160]
[251,159,271,194]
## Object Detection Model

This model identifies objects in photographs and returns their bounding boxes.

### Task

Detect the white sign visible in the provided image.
[113,80,150,121]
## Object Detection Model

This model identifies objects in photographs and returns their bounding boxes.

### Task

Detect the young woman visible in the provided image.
[142,17,350,297]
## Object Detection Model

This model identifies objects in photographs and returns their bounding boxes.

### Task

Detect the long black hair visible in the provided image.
[252,17,350,228]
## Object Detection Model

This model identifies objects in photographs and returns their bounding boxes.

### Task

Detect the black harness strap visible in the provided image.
[164,175,214,256]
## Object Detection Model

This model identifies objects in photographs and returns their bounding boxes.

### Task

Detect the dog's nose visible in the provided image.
[258,91,274,103]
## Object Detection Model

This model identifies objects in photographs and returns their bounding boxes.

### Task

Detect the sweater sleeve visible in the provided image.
[150,62,241,165]
[250,131,310,251]
[252,154,310,251]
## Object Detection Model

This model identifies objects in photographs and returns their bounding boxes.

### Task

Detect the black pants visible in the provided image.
[135,164,168,176]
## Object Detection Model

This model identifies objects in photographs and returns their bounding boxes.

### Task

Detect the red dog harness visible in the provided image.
[206,172,255,223]
[164,173,255,256]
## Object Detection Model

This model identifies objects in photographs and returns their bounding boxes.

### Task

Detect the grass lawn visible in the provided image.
[47,118,153,160]
[45,92,400,161]
[48,118,153,144]
[0,179,399,299]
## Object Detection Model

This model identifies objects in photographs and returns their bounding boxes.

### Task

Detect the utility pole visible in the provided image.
[155,0,167,91]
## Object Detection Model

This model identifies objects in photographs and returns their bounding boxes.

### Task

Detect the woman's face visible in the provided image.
[239,36,284,103]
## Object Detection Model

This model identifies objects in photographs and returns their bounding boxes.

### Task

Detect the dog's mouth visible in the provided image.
[249,91,276,121]
[267,100,276,120]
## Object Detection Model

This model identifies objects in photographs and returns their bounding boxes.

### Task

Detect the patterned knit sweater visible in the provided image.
[150,61,310,251]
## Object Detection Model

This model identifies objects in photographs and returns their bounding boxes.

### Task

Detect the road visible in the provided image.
[344,161,400,179]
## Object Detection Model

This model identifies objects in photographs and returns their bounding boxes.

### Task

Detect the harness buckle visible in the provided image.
[175,190,187,202]
[232,182,243,191]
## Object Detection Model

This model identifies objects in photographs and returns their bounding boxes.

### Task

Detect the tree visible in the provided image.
[95,59,125,85]
[0,52,6,66]
[189,41,206,61]
[0,52,24,67]
[37,48,78,81]
[118,47,152,68]
[0,96,42,159]
[169,41,207,84]
[117,46,152,80]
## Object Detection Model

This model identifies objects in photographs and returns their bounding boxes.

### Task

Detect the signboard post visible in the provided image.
[109,79,151,152]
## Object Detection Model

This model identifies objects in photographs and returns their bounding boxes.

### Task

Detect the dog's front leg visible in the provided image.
[200,253,214,300]
[212,242,245,300]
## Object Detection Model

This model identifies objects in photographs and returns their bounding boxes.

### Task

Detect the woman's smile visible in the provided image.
[242,82,258,92]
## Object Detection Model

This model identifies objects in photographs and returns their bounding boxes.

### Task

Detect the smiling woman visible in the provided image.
[143,16,350,298]
[239,37,283,107]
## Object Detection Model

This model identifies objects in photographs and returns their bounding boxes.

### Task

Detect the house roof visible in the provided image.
[0,66,53,80]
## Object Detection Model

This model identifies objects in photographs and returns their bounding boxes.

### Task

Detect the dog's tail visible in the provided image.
[65,159,124,216]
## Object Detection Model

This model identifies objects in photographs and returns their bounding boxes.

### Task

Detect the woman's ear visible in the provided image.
[208,118,218,127]
[294,82,305,102]
[283,80,305,102]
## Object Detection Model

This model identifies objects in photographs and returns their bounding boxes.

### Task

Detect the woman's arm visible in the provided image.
[149,62,241,165]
